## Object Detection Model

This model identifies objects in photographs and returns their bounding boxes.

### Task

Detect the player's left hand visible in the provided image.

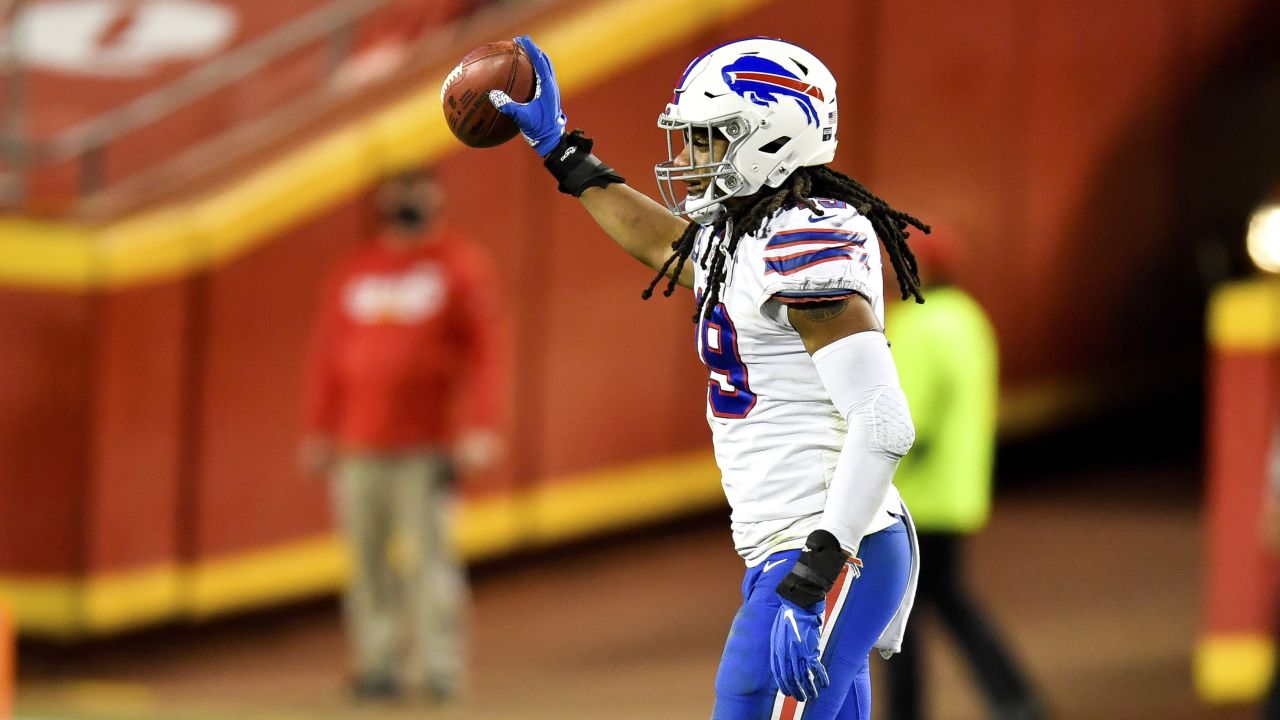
[769,597,830,702]
[489,34,567,157]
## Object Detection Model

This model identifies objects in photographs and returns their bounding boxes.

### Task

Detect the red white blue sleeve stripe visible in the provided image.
[764,229,865,251]
[763,229,868,276]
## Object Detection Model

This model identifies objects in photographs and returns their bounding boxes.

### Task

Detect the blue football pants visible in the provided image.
[712,518,911,720]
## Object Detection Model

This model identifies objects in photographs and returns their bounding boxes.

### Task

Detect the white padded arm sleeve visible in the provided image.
[811,331,915,553]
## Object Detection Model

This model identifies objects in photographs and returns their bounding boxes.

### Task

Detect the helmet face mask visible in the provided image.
[653,37,839,225]
[655,113,756,224]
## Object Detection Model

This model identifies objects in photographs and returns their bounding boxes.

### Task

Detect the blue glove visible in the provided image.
[488,35,567,157]
[770,597,831,702]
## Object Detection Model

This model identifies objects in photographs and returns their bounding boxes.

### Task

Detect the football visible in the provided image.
[441,40,536,148]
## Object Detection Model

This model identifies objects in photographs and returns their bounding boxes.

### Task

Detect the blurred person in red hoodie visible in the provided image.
[300,167,504,704]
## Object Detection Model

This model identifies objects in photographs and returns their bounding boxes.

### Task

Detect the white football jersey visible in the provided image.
[692,199,904,566]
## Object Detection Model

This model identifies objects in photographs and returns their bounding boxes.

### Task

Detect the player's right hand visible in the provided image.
[488,34,566,157]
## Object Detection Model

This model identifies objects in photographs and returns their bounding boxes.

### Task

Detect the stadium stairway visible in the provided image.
[0,0,766,640]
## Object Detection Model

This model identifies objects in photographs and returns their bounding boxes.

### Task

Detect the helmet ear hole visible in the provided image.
[758,136,791,154]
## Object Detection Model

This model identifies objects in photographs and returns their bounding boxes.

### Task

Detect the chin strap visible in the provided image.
[543,130,625,197]
[687,201,725,226]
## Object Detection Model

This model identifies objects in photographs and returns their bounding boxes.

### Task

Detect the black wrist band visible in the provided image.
[776,529,849,608]
[543,130,624,197]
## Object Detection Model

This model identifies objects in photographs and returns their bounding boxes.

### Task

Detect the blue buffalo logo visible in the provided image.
[721,55,825,126]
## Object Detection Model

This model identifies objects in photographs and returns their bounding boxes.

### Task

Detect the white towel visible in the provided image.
[874,501,920,658]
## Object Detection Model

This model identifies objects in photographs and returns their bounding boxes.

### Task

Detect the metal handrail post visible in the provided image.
[79,143,105,198]
[324,9,355,87]
[45,0,393,166]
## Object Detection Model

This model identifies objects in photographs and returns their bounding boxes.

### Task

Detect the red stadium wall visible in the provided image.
[0,291,95,576]
[0,0,1264,636]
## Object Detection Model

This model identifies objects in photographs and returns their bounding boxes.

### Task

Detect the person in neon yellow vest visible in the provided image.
[881,225,1046,720]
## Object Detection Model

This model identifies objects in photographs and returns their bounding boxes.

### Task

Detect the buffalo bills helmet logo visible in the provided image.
[721,55,825,126]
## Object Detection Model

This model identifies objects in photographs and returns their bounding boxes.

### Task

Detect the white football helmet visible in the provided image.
[654,37,838,224]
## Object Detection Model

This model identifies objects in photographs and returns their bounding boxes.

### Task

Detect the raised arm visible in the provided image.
[490,35,692,287]
[578,183,689,279]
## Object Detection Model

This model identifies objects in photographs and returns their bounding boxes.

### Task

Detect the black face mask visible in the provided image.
[389,203,426,231]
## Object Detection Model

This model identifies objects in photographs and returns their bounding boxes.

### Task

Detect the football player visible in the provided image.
[490,36,925,720]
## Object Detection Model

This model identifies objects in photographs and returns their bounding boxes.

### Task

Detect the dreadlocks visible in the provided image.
[641,165,928,322]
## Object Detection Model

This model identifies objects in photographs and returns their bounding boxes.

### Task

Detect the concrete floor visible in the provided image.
[13,458,1264,720]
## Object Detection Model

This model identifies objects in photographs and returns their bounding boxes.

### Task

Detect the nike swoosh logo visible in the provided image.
[763,558,788,573]
[783,608,802,642]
